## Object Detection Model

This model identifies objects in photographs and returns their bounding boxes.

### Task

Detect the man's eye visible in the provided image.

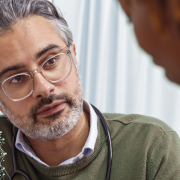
[44,58,56,67]
[11,75,25,83]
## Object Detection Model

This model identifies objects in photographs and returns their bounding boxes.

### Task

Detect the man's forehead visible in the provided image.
[0,16,64,55]
[0,16,61,42]
[0,16,66,76]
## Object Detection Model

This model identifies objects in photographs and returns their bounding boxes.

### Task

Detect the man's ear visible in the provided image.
[71,44,78,66]
[171,0,180,22]
[119,0,132,19]
[146,0,169,38]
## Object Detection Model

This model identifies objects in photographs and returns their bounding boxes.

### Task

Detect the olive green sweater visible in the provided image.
[1,113,180,180]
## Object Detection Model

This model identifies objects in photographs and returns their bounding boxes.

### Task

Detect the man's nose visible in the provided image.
[32,73,55,99]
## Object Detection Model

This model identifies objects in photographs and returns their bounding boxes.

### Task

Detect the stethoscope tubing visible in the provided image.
[9,105,112,180]
[91,104,112,180]
[8,128,31,180]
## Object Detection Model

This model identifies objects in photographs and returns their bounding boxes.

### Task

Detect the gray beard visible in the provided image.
[25,101,83,141]
[0,76,83,141]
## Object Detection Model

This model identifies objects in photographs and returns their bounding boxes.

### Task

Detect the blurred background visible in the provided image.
[2,0,180,136]
[52,0,180,136]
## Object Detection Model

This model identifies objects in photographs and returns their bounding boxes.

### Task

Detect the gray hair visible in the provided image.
[0,0,73,47]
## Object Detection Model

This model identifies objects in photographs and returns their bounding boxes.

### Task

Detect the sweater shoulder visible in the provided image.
[0,115,13,128]
[102,113,176,134]
[102,113,179,158]
[0,115,14,144]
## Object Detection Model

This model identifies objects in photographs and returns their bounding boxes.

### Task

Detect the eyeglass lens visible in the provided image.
[2,53,71,100]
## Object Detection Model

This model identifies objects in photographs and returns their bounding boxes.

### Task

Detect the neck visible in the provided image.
[26,110,90,166]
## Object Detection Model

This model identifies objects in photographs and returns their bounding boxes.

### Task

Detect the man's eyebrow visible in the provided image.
[0,44,61,79]
[0,64,25,79]
[36,44,60,59]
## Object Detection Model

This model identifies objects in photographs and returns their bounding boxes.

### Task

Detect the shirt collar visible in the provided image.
[15,100,98,166]
[82,100,98,153]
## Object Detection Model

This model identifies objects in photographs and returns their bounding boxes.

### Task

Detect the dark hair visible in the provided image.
[0,0,73,46]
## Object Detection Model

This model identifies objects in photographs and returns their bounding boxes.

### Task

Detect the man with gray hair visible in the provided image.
[0,0,179,179]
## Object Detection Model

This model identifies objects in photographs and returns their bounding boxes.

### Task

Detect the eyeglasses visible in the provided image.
[1,48,72,101]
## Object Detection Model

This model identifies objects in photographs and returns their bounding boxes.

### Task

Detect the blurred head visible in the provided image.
[118,0,180,85]
[0,0,83,141]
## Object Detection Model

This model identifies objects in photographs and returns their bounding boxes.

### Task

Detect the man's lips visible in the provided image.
[36,101,66,116]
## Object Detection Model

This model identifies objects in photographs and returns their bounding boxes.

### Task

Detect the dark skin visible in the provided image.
[118,0,180,85]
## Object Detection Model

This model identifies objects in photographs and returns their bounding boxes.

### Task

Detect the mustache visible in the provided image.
[29,93,74,121]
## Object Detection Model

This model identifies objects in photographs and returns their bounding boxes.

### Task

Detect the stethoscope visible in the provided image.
[8,105,112,180]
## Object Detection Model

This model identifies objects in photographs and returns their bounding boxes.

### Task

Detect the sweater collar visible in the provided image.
[24,116,106,177]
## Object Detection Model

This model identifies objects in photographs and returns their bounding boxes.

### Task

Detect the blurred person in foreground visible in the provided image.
[0,0,180,179]
[118,0,180,85]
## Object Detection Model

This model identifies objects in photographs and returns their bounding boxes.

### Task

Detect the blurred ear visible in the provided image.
[146,0,169,38]
[119,0,132,19]
[171,0,180,21]
[71,44,78,66]
[170,0,180,38]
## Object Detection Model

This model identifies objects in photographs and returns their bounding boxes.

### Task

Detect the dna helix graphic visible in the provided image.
[0,131,10,180]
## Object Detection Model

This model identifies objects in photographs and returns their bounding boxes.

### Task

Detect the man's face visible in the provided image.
[0,16,83,141]
[118,0,180,85]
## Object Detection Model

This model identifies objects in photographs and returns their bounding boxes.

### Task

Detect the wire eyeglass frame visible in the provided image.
[1,48,72,102]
